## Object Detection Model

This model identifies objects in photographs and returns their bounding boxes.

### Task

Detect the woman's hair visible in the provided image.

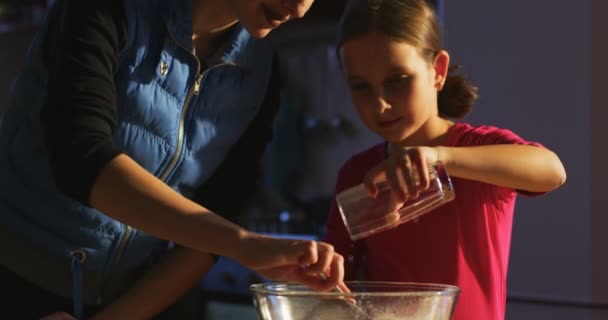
[336,0,478,118]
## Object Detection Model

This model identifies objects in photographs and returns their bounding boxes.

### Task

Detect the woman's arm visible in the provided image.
[438,144,566,192]
[91,154,250,259]
[91,155,347,294]
[42,0,127,204]
[90,247,214,320]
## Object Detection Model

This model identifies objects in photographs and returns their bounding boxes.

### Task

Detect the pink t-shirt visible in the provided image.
[324,122,544,320]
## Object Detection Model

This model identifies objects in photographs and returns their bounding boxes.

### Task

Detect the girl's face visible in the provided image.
[229,0,315,38]
[340,31,449,144]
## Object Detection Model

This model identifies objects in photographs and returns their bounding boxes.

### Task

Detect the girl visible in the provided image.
[0,0,345,319]
[324,0,566,319]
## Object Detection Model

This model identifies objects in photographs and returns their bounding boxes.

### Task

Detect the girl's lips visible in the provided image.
[262,5,290,28]
[377,117,403,128]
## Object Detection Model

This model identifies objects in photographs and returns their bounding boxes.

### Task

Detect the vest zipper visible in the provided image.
[158,70,201,182]
[158,26,237,182]
[194,74,202,95]
[96,224,132,305]
[158,62,236,182]
[108,225,133,267]
[158,26,203,182]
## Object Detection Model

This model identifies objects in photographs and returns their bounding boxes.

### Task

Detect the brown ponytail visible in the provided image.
[438,65,479,119]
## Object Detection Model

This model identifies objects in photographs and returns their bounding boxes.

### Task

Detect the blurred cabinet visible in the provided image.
[269,25,381,201]
[257,17,383,245]
[0,0,46,113]
[0,0,48,33]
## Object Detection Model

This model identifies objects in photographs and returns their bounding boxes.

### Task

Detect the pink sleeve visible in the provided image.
[468,125,544,149]
[463,125,546,197]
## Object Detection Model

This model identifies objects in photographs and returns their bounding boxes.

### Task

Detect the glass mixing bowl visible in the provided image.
[250,281,460,320]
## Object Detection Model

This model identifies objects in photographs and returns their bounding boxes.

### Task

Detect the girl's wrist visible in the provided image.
[436,146,451,167]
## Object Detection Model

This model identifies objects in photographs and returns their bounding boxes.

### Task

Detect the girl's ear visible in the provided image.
[433,50,450,91]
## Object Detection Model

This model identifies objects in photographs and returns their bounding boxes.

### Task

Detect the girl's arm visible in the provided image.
[90,247,214,320]
[438,144,566,192]
[364,144,565,201]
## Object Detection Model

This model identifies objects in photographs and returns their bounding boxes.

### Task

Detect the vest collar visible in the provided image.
[160,0,252,66]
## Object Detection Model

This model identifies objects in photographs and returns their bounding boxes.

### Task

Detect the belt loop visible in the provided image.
[70,250,87,320]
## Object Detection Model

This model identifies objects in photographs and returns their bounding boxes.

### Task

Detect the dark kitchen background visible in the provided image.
[1,0,606,319]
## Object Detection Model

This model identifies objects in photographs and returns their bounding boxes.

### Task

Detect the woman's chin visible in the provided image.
[248,28,273,38]
[242,22,275,38]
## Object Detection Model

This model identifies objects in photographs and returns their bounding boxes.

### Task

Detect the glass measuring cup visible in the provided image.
[336,162,455,240]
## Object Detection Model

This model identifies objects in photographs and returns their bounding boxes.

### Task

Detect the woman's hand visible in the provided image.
[363,146,439,211]
[235,234,346,292]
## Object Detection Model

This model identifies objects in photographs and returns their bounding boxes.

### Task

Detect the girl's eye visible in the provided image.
[349,82,371,92]
[385,75,409,88]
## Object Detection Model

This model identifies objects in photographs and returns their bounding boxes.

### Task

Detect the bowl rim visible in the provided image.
[250,281,460,298]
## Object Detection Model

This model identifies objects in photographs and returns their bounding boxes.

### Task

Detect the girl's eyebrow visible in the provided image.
[346,75,366,83]
[388,65,414,74]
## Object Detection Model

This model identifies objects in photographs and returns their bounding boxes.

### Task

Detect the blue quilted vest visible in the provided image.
[0,0,273,280]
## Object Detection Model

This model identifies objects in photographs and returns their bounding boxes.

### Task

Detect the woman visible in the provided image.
[0,0,345,318]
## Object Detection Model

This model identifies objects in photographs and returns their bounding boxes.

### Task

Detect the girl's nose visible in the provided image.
[369,96,391,113]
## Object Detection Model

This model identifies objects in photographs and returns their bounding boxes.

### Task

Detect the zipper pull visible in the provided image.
[194,74,202,95]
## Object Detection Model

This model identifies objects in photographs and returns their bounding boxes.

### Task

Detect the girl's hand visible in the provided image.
[235,234,346,292]
[40,312,76,320]
[363,146,439,211]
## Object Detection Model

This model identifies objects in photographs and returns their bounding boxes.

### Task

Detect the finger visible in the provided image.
[305,242,334,275]
[296,273,334,291]
[336,281,351,294]
[297,240,319,267]
[327,253,345,290]
[284,266,324,287]
[335,281,358,305]
[397,153,417,199]
[363,164,384,197]
[407,149,427,197]
[384,211,401,226]
[287,268,330,291]
[386,158,407,208]
[417,152,431,191]
[308,253,345,291]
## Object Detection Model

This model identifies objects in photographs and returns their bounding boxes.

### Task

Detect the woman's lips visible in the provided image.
[262,5,290,28]
[377,117,403,128]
